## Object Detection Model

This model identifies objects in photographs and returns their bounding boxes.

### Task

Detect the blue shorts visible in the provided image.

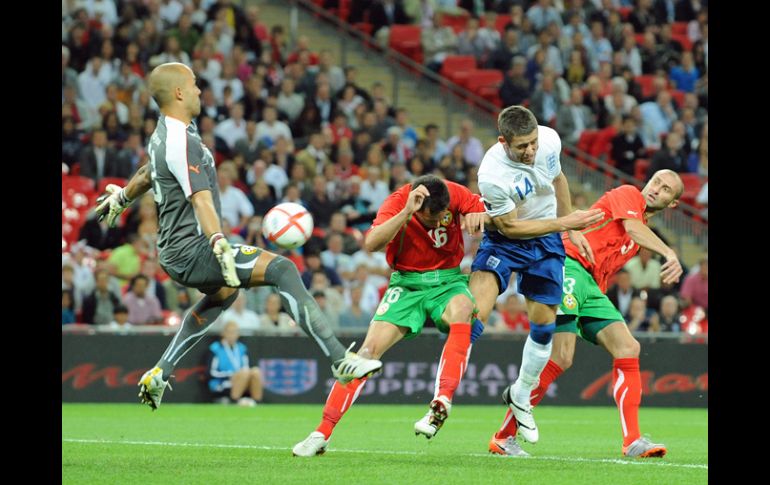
[471,231,565,305]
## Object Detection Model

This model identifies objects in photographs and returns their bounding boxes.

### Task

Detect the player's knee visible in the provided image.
[234,368,250,379]
[250,368,262,379]
[529,322,556,345]
[611,337,640,359]
[553,347,574,370]
[263,255,300,284]
[447,295,475,322]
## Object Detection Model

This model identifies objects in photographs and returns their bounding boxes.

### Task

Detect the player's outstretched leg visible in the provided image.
[415,294,475,439]
[139,289,239,410]
[597,322,667,458]
[506,317,555,444]
[491,359,564,452]
[414,323,472,439]
[293,377,369,457]
[260,255,382,383]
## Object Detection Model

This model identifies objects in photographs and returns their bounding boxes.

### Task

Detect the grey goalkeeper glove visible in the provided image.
[210,233,241,287]
[95,184,133,227]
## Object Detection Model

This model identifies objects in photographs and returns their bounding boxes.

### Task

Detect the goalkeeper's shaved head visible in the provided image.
[148,62,201,119]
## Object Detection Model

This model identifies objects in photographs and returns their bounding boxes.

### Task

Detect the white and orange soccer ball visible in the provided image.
[262,202,314,249]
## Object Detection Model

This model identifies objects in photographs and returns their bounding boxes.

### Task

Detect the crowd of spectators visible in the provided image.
[62,0,707,336]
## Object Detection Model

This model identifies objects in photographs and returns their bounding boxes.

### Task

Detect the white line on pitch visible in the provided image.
[62,438,707,470]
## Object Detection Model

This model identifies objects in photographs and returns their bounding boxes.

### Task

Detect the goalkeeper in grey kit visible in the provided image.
[95,62,381,410]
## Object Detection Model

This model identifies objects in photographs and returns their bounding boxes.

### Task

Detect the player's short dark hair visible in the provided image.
[411,174,449,214]
[497,105,538,143]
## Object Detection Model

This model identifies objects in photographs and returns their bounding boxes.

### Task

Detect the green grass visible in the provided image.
[62,404,707,485]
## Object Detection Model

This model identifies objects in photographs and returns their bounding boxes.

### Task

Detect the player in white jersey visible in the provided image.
[469,106,604,450]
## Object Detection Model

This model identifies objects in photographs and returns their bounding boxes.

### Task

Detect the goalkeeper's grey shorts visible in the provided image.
[161,241,264,294]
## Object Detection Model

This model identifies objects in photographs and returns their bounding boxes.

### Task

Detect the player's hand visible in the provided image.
[405,184,430,215]
[567,230,596,265]
[561,209,604,231]
[95,184,132,227]
[461,212,486,235]
[660,254,683,285]
[210,233,241,287]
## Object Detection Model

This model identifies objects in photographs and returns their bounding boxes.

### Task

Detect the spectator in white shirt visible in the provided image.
[359,165,390,211]
[255,106,293,146]
[214,103,248,151]
[217,162,254,228]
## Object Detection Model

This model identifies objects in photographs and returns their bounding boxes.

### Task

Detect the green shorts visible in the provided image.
[373,267,475,339]
[555,257,624,345]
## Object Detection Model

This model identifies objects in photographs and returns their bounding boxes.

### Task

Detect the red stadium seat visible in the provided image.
[669,89,685,108]
[62,175,96,195]
[588,126,617,160]
[670,33,693,51]
[576,129,599,164]
[388,25,423,64]
[441,12,470,34]
[440,55,477,87]
[465,69,504,106]
[635,75,658,98]
[618,6,632,21]
[493,14,511,34]
[97,177,129,194]
[679,173,706,206]
[671,22,689,36]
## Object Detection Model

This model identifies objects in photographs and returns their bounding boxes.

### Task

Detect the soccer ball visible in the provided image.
[262,202,314,249]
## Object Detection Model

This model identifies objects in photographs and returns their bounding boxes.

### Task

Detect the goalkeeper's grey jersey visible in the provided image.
[147,115,221,271]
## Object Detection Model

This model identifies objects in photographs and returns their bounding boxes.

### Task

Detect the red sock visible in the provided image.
[315,377,368,439]
[531,359,564,406]
[613,358,641,446]
[435,323,472,401]
[494,359,564,439]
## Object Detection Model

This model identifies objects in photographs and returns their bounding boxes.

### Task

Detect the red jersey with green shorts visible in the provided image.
[370,181,485,338]
[556,185,647,344]
[372,181,485,271]
[563,185,647,293]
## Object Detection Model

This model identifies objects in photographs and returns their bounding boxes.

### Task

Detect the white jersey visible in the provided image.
[478,125,562,229]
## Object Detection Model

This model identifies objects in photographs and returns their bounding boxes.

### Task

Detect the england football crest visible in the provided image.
[259,358,317,395]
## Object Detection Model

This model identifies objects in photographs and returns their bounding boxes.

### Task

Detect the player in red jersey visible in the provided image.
[489,169,685,458]
[293,174,487,456]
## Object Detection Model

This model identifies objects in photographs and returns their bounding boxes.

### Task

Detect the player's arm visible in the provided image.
[94,165,152,226]
[191,189,240,286]
[124,165,153,200]
[553,171,597,264]
[456,185,488,234]
[622,218,683,284]
[191,190,225,240]
[364,184,429,252]
[482,181,604,239]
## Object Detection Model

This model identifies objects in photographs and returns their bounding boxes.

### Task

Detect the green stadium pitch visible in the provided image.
[63,404,707,485]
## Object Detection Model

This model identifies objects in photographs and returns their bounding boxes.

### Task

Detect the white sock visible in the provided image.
[512,335,552,405]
